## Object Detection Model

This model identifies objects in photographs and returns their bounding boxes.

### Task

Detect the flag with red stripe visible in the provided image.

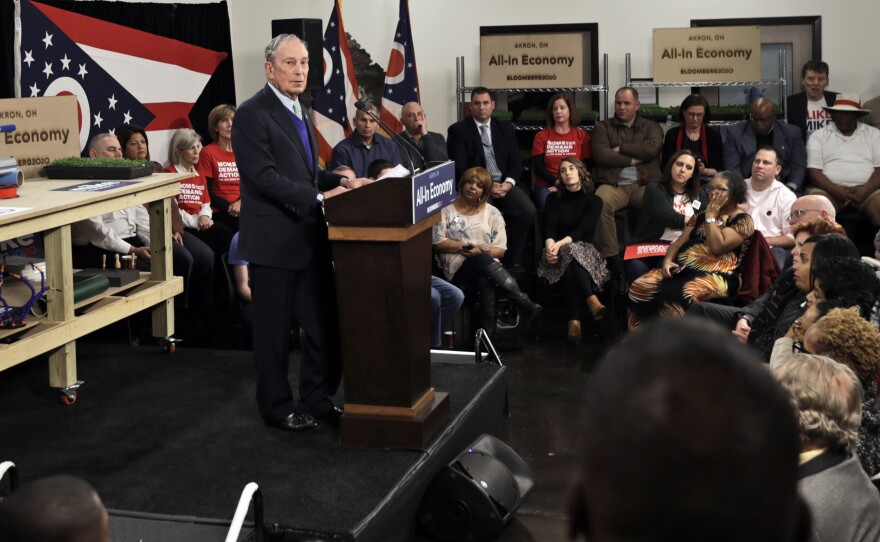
[310,0,360,168]
[379,0,420,134]
[16,0,227,158]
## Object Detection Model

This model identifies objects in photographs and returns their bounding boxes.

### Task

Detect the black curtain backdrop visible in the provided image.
[0,0,235,142]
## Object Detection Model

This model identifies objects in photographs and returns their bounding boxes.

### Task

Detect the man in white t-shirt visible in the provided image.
[746,146,797,268]
[806,94,880,224]
[786,60,837,144]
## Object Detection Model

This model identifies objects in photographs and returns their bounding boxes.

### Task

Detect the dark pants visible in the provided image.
[187,223,234,261]
[491,184,536,267]
[562,261,597,320]
[250,259,342,424]
[173,231,215,308]
[685,301,740,329]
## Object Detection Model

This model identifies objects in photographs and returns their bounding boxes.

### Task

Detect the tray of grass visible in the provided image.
[44,157,154,180]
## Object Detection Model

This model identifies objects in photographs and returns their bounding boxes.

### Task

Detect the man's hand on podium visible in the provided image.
[324,185,349,199]
[341,177,374,189]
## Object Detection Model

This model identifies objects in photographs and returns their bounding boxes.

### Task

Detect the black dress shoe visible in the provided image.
[300,402,344,424]
[269,412,319,432]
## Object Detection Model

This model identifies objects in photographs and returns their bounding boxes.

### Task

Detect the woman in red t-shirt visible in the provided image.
[531,93,592,210]
[196,104,240,231]
[165,128,233,257]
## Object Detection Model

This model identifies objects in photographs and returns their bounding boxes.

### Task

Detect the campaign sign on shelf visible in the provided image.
[412,161,456,224]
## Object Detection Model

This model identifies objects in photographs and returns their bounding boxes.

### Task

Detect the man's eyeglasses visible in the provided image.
[706,186,729,194]
[788,208,822,223]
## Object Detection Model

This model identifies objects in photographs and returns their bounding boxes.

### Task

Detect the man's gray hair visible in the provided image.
[265,34,307,62]
[88,132,118,152]
[775,353,863,450]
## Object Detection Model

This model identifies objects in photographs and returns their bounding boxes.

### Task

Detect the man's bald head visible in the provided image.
[790,194,837,225]
[750,98,778,136]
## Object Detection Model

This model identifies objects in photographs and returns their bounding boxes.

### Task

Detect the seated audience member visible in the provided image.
[227,231,252,327]
[747,233,861,360]
[0,475,110,542]
[366,158,395,180]
[531,93,591,210]
[686,216,843,343]
[432,167,541,337]
[447,87,536,268]
[197,104,241,231]
[746,145,797,268]
[724,97,807,193]
[331,165,356,181]
[866,93,880,130]
[661,94,723,181]
[774,354,880,540]
[72,133,152,271]
[329,101,401,178]
[430,276,464,349]
[806,256,880,317]
[536,158,608,344]
[399,101,448,172]
[117,124,214,310]
[591,87,663,276]
[568,318,810,542]
[802,306,880,476]
[116,123,163,173]
[786,60,837,143]
[165,128,234,257]
[628,171,753,328]
[806,94,880,223]
[769,299,847,370]
[626,149,700,282]
[788,193,837,225]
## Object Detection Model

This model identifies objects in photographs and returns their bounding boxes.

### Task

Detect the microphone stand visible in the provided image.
[355,101,425,176]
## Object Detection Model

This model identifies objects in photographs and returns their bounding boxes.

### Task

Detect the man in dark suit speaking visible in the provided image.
[232,34,366,432]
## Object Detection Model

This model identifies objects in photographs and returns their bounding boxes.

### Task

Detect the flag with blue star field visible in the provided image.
[311,0,360,168]
[16,0,227,157]
[379,0,420,134]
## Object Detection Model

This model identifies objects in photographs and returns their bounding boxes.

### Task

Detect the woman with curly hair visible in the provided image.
[803,307,880,475]
[628,171,753,328]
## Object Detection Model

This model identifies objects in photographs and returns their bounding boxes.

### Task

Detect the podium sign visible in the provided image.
[412,161,456,224]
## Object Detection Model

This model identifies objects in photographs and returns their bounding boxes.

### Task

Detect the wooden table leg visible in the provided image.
[148,198,174,338]
[44,224,76,388]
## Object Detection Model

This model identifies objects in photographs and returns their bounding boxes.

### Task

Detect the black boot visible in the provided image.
[484,262,542,324]
[479,286,497,338]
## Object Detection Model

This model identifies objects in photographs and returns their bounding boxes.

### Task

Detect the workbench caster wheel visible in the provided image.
[57,381,83,405]
[161,337,181,354]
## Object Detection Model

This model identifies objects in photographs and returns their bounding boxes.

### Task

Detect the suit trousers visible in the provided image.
[491,184,537,267]
[596,183,645,257]
[250,258,342,424]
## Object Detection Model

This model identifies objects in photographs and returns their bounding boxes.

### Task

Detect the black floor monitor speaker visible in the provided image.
[418,434,534,542]
[270,18,323,91]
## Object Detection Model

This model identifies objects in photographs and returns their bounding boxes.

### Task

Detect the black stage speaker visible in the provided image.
[418,434,534,542]
[270,18,323,91]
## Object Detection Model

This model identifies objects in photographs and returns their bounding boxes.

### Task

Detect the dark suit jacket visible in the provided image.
[722,120,807,192]
[231,83,343,271]
[447,117,523,183]
[787,90,837,143]
[661,124,724,172]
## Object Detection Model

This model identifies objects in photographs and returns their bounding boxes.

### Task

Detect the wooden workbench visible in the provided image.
[0,173,188,394]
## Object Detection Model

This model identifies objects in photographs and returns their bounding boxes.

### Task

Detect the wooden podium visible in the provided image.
[324,167,454,448]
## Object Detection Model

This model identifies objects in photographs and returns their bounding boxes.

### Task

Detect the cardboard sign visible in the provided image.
[0,96,80,179]
[653,26,761,83]
[481,32,585,89]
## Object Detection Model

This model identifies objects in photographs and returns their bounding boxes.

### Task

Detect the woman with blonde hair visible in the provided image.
[803,307,880,475]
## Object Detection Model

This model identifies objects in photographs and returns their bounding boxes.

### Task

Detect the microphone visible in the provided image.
[354,101,425,176]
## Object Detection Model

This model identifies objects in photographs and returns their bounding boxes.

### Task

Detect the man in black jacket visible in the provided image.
[786,60,837,144]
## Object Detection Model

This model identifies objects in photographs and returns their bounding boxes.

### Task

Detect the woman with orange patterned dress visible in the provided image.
[627,171,754,329]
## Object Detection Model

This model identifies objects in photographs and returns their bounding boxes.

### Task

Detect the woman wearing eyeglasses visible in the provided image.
[661,94,723,182]
[628,171,752,328]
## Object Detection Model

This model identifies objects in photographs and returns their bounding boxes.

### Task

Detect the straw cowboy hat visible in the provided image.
[823,94,871,116]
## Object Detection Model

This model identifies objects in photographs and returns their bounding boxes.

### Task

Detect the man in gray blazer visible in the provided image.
[776,354,880,542]
[724,98,807,193]
[232,34,366,432]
